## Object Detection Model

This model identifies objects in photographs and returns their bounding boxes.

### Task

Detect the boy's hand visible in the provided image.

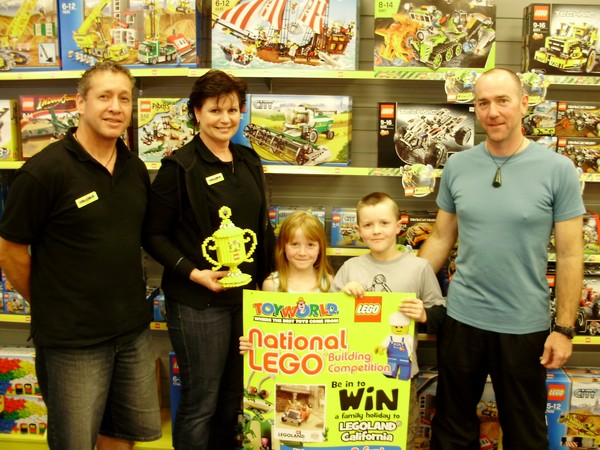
[239,336,253,355]
[399,298,427,323]
[342,281,365,298]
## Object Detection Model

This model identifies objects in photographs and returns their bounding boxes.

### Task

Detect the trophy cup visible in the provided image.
[201,206,258,288]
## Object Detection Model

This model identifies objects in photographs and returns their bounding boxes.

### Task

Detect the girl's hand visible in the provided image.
[189,268,228,292]
[342,281,365,298]
[240,336,253,355]
[399,298,427,323]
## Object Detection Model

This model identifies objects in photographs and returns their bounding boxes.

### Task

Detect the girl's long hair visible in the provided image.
[275,211,333,292]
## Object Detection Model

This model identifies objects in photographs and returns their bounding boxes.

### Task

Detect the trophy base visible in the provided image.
[219,272,252,288]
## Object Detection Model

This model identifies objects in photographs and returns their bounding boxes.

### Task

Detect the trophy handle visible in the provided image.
[243,229,257,262]
[201,237,222,270]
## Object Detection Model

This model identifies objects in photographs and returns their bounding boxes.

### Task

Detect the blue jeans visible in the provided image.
[167,300,243,450]
[35,329,162,450]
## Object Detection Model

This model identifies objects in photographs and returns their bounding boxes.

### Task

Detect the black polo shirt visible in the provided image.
[0,130,151,347]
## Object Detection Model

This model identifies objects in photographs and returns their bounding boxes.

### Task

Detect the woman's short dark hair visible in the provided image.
[187,70,248,127]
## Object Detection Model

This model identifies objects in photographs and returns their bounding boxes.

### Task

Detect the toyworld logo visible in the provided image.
[354,297,382,323]
[547,384,566,401]
[533,5,550,20]
[380,104,395,119]
[252,298,339,319]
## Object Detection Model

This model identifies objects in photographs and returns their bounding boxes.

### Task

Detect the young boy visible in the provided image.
[332,192,446,450]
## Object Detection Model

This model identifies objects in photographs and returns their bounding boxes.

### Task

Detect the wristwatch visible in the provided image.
[553,325,575,339]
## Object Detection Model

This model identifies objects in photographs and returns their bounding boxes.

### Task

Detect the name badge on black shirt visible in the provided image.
[206,173,225,185]
[75,191,99,208]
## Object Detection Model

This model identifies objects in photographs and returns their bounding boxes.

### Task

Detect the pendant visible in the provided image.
[493,168,502,188]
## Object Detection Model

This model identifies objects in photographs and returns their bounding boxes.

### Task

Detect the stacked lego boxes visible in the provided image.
[59,0,199,70]
[269,206,326,238]
[241,95,352,167]
[169,351,181,440]
[211,0,360,71]
[374,0,496,75]
[555,101,600,172]
[0,0,61,72]
[137,98,195,163]
[377,103,475,169]
[0,100,21,161]
[0,347,47,435]
[522,4,600,76]
[522,100,559,151]
[1,269,28,315]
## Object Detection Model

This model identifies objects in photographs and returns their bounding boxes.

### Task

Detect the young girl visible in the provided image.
[240,210,334,352]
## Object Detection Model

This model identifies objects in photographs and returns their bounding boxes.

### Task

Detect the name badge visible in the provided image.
[206,173,225,185]
[75,191,99,208]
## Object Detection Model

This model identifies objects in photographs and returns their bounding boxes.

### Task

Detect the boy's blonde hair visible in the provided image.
[356,192,400,224]
[275,211,333,292]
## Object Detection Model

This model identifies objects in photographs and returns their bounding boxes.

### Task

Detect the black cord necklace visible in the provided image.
[486,138,525,188]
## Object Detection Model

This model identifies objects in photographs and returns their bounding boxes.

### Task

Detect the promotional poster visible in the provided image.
[241,290,415,450]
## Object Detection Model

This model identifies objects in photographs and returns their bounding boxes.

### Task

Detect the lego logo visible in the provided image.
[21,99,35,111]
[332,214,341,223]
[533,5,549,20]
[139,100,151,113]
[380,104,395,119]
[356,304,381,314]
[547,385,566,401]
[557,102,568,111]
[557,138,567,147]
[355,297,382,322]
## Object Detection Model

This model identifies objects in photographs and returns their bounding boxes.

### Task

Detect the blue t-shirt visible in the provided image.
[437,141,585,334]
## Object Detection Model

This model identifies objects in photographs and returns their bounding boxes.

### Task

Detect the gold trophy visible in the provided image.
[201,206,258,288]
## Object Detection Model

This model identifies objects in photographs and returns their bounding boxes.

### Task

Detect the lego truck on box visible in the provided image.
[556,137,600,173]
[0,0,60,72]
[374,0,496,74]
[211,0,359,70]
[242,95,351,166]
[378,102,474,168]
[522,3,600,75]
[59,0,198,70]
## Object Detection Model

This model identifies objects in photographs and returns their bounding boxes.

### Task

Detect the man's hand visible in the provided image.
[540,332,573,369]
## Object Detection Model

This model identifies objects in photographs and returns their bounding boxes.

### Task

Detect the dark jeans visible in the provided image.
[35,329,162,450]
[167,300,243,450]
[431,316,549,450]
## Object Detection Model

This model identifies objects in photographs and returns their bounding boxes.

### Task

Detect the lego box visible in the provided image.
[243,95,351,166]
[400,210,437,251]
[556,102,600,138]
[330,207,366,248]
[546,368,572,450]
[378,103,475,168]
[211,0,359,70]
[522,100,557,136]
[0,100,21,161]
[19,94,78,159]
[268,206,326,238]
[556,137,600,173]
[137,98,195,162]
[522,3,600,76]
[559,370,600,449]
[0,0,60,72]
[0,395,47,435]
[374,0,496,75]
[0,347,40,397]
[59,0,198,70]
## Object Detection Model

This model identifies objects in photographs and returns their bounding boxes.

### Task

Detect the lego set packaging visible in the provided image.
[1,269,29,315]
[0,100,21,161]
[58,0,198,71]
[210,0,359,70]
[378,102,474,169]
[522,101,558,137]
[400,210,437,251]
[330,207,366,248]
[19,93,78,159]
[374,0,496,75]
[137,98,195,163]
[522,3,600,76]
[0,0,61,72]
[557,137,600,173]
[242,95,352,166]
[269,206,326,237]
[556,102,600,138]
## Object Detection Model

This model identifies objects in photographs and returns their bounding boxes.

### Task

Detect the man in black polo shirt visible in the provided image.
[0,62,161,450]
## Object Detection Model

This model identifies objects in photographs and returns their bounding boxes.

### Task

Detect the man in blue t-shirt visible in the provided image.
[420,68,585,450]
